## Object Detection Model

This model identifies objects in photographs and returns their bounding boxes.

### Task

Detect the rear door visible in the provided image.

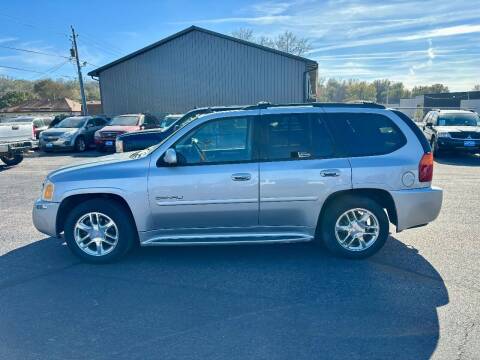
[258,110,352,235]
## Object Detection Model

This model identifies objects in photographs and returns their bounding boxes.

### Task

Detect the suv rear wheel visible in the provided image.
[320,195,389,259]
[64,199,136,263]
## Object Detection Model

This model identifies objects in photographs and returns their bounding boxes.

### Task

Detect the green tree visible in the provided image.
[0,91,34,109]
[345,79,376,102]
[411,84,449,96]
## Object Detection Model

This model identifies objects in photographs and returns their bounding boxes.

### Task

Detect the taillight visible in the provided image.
[419,152,433,182]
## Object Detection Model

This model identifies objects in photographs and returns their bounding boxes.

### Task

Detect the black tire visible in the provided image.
[64,199,137,263]
[0,154,23,166]
[74,136,86,152]
[319,195,389,259]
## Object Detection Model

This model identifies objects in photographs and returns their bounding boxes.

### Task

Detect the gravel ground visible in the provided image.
[0,150,479,360]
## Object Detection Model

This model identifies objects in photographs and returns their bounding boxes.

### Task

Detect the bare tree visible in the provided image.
[232,29,311,56]
[231,28,254,42]
[473,84,480,91]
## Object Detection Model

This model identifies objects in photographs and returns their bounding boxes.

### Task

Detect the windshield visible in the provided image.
[55,117,87,128]
[110,115,139,126]
[160,116,180,128]
[438,113,479,126]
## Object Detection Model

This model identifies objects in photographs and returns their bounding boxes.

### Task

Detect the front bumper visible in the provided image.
[95,138,116,149]
[40,138,74,150]
[32,199,60,237]
[390,186,443,231]
[437,138,480,152]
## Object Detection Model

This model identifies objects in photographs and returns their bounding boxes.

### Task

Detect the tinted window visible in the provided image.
[327,113,406,157]
[94,118,106,126]
[260,113,335,161]
[174,117,253,165]
[124,133,164,152]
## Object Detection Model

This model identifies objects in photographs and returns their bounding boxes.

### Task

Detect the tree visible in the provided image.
[345,79,376,102]
[473,84,480,91]
[231,28,254,42]
[232,29,311,56]
[411,84,449,96]
[0,91,34,109]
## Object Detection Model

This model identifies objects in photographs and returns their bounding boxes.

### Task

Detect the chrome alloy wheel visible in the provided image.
[74,212,119,256]
[334,208,380,252]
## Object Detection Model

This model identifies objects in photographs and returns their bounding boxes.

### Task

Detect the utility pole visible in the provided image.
[70,26,88,115]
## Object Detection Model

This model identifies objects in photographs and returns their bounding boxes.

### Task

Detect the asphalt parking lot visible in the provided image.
[1,151,479,359]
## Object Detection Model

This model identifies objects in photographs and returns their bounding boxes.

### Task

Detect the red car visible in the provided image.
[95,113,158,151]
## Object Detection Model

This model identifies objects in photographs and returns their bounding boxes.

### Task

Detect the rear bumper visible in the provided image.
[32,199,60,237]
[390,186,443,231]
[0,140,36,154]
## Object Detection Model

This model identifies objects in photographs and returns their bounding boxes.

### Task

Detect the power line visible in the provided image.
[0,44,71,59]
[0,65,75,79]
[0,44,97,68]
[29,60,71,80]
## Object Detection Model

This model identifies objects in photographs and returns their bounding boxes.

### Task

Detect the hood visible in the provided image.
[436,126,480,133]
[42,127,78,136]
[47,151,142,182]
[100,125,140,133]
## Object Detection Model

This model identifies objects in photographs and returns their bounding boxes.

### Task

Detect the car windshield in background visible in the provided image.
[55,117,87,128]
[160,117,180,128]
[438,113,479,126]
[110,116,139,126]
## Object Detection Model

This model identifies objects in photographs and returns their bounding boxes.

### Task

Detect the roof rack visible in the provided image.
[243,101,386,110]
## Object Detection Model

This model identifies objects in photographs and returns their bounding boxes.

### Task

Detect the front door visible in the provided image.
[258,111,352,236]
[147,115,259,237]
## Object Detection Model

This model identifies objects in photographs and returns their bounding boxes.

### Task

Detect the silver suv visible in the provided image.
[33,103,443,263]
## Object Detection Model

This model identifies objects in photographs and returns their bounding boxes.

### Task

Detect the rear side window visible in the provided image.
[259,113,335,161]
[326,113,407,157]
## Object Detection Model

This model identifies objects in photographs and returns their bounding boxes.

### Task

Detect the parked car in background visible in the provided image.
[33,102,442,263]
[116,106,242,152]
[49,114,69,128]
[40,116,109,152]
[158,114,183,129]
[1,116,51,139]
[95,113,158,151]
[0,117,37,166]
[421,110,480,156]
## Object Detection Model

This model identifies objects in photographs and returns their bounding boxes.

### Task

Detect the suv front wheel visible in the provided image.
[64,199,136,263]
[320,196,389,259]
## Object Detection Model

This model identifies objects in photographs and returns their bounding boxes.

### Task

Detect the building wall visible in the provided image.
[399,96,424,119]
[99,30,310,116]
[460,99,480,113]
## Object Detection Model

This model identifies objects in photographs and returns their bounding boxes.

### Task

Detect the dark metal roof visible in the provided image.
[88,26,318,77]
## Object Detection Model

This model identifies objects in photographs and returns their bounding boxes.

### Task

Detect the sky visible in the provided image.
[1,0,479,91]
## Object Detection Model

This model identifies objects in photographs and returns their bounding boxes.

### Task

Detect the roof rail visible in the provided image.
[243,101,386,110]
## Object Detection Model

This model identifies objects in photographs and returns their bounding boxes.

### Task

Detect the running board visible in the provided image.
[142,233,314,246]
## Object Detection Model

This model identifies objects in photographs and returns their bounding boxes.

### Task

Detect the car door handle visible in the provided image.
[320,169,341,177]
[231,173,251,181]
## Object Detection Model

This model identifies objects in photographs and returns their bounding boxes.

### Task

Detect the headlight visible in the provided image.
[437,132,451,138]
[41,181,55,201]
[94,130,101,139]
[60,132,74,139]
[116,139,124,153]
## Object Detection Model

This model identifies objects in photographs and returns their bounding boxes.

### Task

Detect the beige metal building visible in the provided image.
[88,26,318,116]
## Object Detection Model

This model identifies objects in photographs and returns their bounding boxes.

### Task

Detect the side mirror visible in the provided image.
[163,148,177,165]
[426,123,433,128]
